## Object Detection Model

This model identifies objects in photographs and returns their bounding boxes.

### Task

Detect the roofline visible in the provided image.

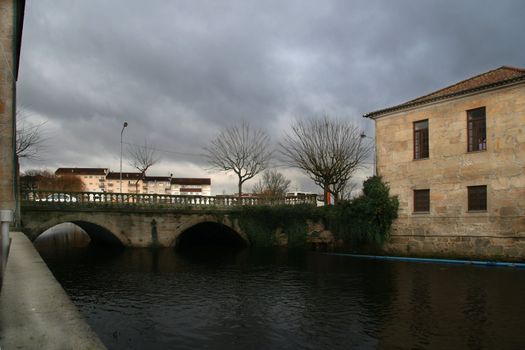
[363,74,525,119]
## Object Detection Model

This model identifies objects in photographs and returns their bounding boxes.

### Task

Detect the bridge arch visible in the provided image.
[171,215,248,249]
[27,218,126,247]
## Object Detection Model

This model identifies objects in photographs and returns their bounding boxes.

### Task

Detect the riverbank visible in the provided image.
[0,232,106,349]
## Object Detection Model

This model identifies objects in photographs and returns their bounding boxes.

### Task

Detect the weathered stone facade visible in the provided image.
[0,0,18,212]
[370,72,525,260]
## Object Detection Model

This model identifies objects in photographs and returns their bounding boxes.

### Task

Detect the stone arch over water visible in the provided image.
[31,220,125,247]
[174,220,248,249]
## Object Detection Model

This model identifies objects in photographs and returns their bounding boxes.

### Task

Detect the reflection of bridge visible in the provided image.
[20,191,319,248]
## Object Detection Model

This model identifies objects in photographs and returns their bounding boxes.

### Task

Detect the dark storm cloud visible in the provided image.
[17,0,525,192]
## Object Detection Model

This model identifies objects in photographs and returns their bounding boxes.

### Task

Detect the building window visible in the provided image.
[468,185,487,211]
[414,189,430,212]
[414,120,429,159]
[467,107,486,152]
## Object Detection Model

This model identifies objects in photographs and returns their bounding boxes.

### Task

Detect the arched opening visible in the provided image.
[176,222,246,251]
[72,221,124,247]
[34,221,124,250]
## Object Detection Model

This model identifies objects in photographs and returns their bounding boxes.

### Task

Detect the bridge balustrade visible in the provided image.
[21,190,317,208]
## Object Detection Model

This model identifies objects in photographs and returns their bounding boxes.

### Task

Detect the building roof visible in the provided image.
[144,176,171,182]
[56,168,108,176]
[106,172,142,180]
[363,66,525,119]
[171,178,211,185]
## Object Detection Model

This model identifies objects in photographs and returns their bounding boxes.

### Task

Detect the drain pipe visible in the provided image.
[1,209,13,275]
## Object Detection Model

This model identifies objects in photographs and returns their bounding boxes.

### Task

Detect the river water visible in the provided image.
[39,246,525,350]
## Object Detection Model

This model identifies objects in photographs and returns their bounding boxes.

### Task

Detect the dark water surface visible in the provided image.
[39,247,525,350]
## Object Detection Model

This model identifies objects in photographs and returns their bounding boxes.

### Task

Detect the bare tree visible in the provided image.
[128,141,160,192]
[20,169,85,192]
[252,169,291,198]
[339,180,359,201]
[279,115,372,205]
[204,122,272,198]
[16,111,47,159]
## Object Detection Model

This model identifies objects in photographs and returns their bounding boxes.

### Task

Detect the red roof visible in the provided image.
[171,178,211,185]
[144,176,171,182]
[364,66,525,118]
[56,168,107,176]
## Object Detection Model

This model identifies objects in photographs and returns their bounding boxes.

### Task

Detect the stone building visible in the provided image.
[0,0,24,214]
[364,66,525,260]
[1,0,24,282]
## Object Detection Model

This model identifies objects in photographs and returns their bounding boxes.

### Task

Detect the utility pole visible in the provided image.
[120,122,128,193]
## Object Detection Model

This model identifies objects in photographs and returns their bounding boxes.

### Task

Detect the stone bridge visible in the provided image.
[21,206,249,248]
[20,191,328,248]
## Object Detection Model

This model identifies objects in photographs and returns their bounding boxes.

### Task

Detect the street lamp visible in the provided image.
[120,122,128,193]
[360,132,376,176]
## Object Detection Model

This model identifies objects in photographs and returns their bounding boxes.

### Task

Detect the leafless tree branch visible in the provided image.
[252,169,291,198]
[16,111,48,160]
[128,140,160,191]
[204,121,272,197]
[279,115,372,204]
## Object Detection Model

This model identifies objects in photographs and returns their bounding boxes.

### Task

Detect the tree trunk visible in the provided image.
[324,183,330,206]
[238,179,243,201]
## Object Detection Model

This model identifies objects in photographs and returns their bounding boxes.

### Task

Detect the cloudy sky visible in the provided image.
[17,0,525,194]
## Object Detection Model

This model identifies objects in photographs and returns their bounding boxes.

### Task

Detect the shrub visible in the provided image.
[326,176,399,246]
[231,205,321,248]
[230,176,398,248]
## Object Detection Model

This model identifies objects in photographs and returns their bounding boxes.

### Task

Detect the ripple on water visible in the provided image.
[39,247,525,350]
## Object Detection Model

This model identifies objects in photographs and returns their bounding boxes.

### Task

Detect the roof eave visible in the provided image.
[363,75,525,119]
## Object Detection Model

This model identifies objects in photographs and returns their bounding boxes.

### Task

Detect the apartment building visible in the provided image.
[55,168,108,192]
[144,176,172,195]
[105,172,143,194]
[55,168,212,196]
[171,178,211,196]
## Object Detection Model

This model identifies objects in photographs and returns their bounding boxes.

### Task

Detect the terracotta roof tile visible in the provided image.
[171,178,211,185]
[364,66,525,118]
[55,168,107,176]
[144,176,171,182]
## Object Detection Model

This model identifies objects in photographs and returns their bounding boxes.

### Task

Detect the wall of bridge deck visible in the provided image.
[21,207,249,248]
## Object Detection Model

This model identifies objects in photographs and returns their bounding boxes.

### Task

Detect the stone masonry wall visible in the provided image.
[375,83,525,260]
[0,0,16,211]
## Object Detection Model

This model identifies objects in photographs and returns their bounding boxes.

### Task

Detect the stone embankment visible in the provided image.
[0,232,106,349]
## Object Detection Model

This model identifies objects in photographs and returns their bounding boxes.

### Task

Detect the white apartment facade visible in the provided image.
[55,168,108,192]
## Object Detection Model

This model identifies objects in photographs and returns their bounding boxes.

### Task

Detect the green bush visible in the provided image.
[230,176,398,248]
[326,176,399,246]
[231,205,321,248]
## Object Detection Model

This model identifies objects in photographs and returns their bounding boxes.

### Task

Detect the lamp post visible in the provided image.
[120,122,128,193]
[360,132,376,176]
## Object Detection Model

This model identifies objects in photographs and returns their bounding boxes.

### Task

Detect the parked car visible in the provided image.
[37,193,78,203]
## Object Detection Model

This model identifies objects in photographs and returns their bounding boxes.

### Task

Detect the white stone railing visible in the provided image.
[21,190,317,208]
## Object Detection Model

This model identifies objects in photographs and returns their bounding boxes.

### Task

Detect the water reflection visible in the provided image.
[37,243,525,350]
[34,222,91,249]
